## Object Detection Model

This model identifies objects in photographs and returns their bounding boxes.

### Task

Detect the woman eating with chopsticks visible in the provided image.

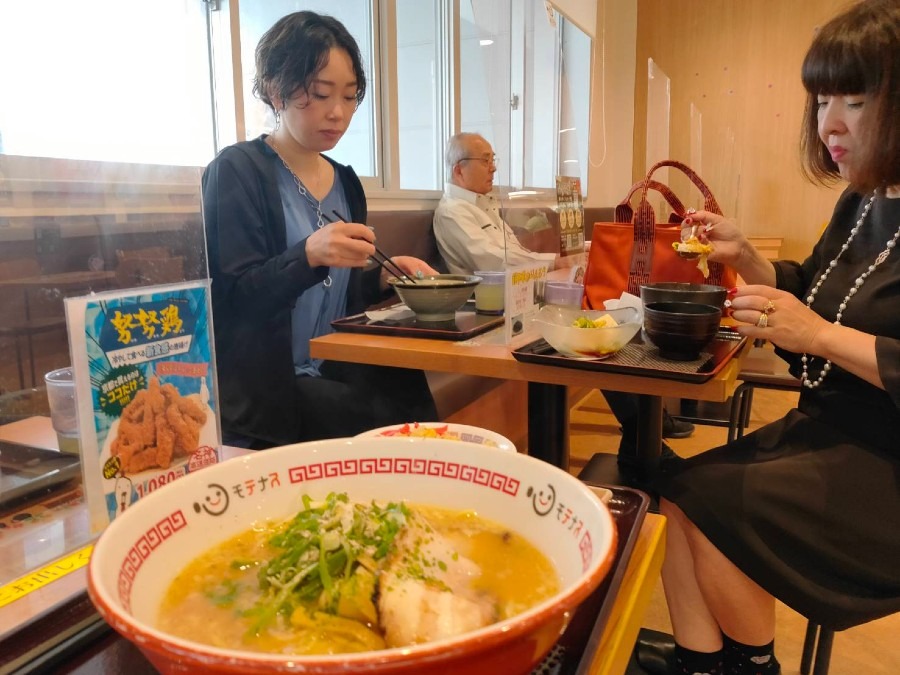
[202,11,437,449]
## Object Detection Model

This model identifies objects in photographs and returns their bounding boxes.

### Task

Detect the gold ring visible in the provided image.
[756,312,769,328]
[763,300,776,315]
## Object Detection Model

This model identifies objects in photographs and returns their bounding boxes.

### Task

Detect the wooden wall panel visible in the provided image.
[633,0,850,261]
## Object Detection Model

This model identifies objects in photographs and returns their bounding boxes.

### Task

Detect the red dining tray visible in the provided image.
[331,303,503,341]
[533,483,650,675]
[512,328,748,384]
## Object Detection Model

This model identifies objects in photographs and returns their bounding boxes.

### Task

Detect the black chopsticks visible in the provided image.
[328,210,419,284]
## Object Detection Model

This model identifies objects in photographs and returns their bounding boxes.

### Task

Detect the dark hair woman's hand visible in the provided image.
[305,221,375,268]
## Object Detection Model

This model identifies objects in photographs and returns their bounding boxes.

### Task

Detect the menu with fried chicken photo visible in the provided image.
[66,280,221,532]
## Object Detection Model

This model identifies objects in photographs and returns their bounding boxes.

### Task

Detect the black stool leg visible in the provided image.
[26,332,37,387]
[800,621,818,675]
[813,628,834,675]
[740,386,755,434]
[14,333,26,390]
[727,383,748,443]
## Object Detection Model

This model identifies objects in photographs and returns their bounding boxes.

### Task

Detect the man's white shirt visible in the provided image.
[433,183,556,274]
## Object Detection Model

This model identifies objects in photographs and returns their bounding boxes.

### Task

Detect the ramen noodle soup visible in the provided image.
[158,493,559,655]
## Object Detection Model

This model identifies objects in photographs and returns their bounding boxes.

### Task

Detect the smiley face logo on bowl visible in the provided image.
[527,483,556,516]
[193,483,229,516]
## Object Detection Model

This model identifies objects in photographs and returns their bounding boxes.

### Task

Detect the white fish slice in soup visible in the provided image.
[378,512,496,647]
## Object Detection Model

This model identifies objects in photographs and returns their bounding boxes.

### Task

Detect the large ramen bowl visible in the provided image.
[88,437,616,675]
[356,422,517,453]
[388,274,481,321]
[534,304,642,360]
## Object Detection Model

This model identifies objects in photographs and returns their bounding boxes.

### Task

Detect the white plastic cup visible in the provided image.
[474,270,506,315]
[45,367,80,454]
[544,281,584,309]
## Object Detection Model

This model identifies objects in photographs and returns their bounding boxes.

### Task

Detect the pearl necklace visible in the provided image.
[272,147,332,288]
[801,192,900,388]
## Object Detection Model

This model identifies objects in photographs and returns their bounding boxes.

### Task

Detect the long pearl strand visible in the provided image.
[801,192,900,388]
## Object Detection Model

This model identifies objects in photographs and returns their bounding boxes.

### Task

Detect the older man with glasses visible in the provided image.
[433,132,558,275]
[432,132,693,480]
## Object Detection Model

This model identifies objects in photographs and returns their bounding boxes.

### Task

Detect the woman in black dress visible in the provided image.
[649,2,900,674]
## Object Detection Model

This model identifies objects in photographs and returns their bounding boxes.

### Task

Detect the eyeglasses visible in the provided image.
[458,154,497,167]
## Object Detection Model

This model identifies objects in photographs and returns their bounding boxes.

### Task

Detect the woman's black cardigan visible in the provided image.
[202,137,386,445]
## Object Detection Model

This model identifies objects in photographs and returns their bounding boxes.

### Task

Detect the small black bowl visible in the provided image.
[640,282,727,309]
[643,301,722,361]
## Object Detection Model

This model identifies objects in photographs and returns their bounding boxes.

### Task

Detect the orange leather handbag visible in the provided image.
[582,160,737,309]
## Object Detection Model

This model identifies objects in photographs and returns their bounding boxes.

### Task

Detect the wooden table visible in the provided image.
[0,270,117,320]
[0,270,116,387]
[0,270,117,314]
[0,270,116,289]
[0,415,60,451]
[310,328,746,472]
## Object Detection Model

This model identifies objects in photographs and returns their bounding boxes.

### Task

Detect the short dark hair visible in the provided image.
[253,11,367,112]
[799,0,900,192]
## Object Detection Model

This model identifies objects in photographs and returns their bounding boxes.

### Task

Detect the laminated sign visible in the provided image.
[555,175,585,259]
[66,280,221,532]
[505,261,549,343]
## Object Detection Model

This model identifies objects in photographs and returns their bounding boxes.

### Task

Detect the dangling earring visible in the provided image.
[274,108,281,129]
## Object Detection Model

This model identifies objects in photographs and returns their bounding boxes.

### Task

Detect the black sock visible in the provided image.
[722,634,780,674]
[674,644,723,675]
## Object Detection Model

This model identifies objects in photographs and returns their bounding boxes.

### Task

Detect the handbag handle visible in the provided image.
[627,160,726,293]
[631,159,723,245]
[638,160,722,217]
[615,179,687,224]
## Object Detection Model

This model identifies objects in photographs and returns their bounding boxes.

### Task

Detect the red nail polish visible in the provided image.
[727,287,739,295]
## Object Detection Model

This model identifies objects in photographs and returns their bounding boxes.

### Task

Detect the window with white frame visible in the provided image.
[395,0,453,191]
[233,0,590,193]
[237,0,377,178]
[0,0,214,166]
[0,0,591,191]
[460,0,591,191]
